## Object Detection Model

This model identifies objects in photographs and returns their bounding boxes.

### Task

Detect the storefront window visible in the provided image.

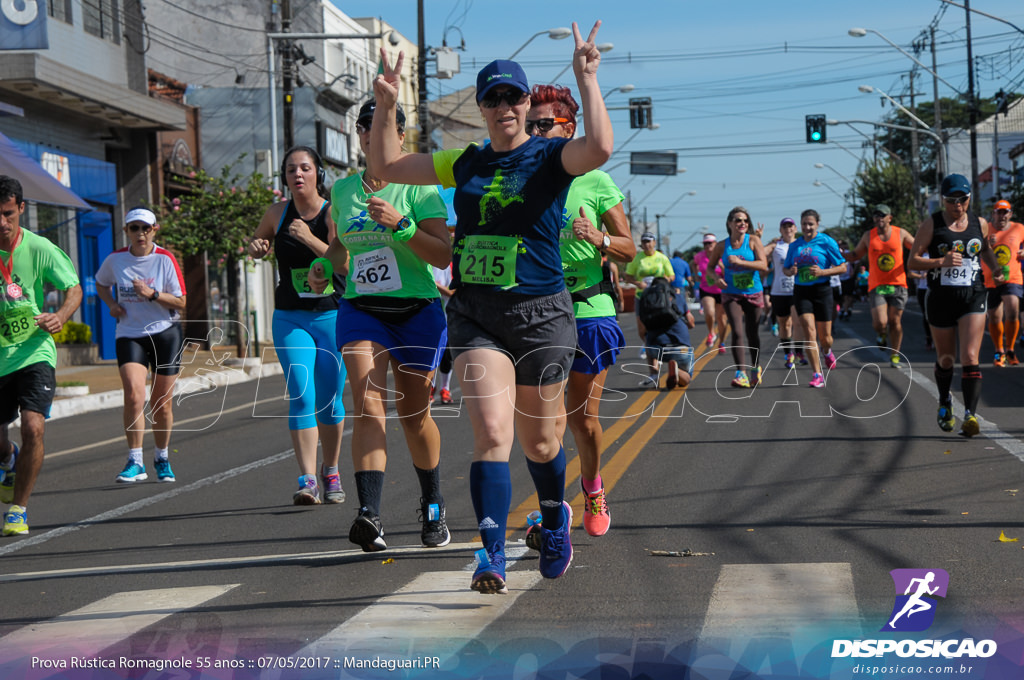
[48,0,72,24]
[83,0,121,44]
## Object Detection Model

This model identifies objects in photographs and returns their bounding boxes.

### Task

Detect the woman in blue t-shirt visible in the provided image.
[367,22,613,595]
[705,206,768,388]
[782,209,847,387]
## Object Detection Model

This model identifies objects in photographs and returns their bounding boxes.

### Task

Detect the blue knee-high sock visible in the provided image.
[470,461,511,555]
[526,446,567,530]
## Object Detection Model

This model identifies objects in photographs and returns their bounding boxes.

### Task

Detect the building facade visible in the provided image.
[0,0,186,359]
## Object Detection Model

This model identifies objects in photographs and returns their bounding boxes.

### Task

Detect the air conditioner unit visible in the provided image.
[255,149,272,179]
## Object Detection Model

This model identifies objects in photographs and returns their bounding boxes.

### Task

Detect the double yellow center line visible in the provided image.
[509,331,725,535]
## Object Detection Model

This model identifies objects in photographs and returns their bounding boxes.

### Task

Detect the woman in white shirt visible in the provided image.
[96,207,186,484]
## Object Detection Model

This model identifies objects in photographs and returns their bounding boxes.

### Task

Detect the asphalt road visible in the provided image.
[1,302,1022,680]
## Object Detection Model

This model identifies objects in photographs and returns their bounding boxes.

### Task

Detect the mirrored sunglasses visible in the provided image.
[525,117,569,134]
[480,89,528,109]
[943,195,970,205]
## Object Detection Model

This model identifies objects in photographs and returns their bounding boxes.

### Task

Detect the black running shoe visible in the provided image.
[419,498,451,547]
[349,508,387,552]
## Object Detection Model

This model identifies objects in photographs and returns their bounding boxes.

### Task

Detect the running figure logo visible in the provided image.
[882,568,949,632]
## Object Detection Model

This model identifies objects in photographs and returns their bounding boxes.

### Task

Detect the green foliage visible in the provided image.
[52,321,92,344]
[877,93,1021,189]
[849,159,919,241]
[151,155,278,271]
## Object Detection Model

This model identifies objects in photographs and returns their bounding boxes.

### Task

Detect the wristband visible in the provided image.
[311,257,334,280]
[392,221,417,242]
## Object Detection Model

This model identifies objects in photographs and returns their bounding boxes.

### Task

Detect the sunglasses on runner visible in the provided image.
[943,195,970,205]
[480,89,528,109]
[525,117,569,134]
[127,223,154,233]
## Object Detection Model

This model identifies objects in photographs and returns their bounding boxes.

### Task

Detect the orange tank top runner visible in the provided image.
[981,222,1024,287]
[867,225,908,290]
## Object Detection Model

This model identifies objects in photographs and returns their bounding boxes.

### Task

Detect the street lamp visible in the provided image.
[857,85,934,134]
[848,26,960,182]
[603,84,635,99]
[813,179,845,200]
[829,118,948,189]
[548,43,614,84]
[814,180,849,225]
[659,190,698,217]
[814,162,852,184]
[508,27,571,59]
[847,28,958,91]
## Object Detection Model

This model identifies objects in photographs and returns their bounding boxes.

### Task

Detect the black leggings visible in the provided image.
[724,297,761,369]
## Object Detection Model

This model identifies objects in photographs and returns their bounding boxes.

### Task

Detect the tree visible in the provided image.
[850,158,919,240]
[876,93,1020,189]
[152,156,279,353]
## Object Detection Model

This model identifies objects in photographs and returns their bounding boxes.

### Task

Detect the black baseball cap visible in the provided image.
[357,99,406,127]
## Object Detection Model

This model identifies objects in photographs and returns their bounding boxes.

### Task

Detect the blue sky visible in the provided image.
[335,0,1024,250]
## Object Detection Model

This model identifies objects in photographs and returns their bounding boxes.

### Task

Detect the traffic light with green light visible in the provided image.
[805,114,826,143]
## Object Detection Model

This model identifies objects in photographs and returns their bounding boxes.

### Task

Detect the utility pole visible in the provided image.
[281,0,294,151]
[417,0,430,152]
[965,0,979,194]
[930,25,945,178]
[909,70,922,215]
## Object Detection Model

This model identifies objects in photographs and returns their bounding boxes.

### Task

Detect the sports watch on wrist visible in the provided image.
[395,216,412,231]
[600,234,611,253]
[150,290,160,301]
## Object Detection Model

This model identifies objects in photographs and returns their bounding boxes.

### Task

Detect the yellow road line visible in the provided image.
[507,329,725,537]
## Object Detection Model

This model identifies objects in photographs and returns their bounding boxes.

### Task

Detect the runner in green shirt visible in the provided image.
[525,84,635,541]
[0,175,82,537]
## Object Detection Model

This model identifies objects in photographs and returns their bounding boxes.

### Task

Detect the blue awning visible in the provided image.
[0,131,90,210]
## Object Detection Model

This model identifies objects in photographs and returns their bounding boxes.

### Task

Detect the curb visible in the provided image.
[42,361,284,422]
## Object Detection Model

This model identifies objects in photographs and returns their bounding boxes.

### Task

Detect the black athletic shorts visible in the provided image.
[446,287,575,386]
[925,287,986,329]
[0,361,57,424]
[794,283,834,322]
[115,324,183,376]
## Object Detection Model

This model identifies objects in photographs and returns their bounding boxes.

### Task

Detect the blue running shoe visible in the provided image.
[0,443,17,505]
[293,474,322,505]
[471,547,508,594]
[2,505,28,536]
[154,459,176,483]
[538,501,574,579]
[115,460,148,483]
[937,404,955,432]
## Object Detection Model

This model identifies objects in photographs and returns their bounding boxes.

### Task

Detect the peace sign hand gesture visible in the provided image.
[373,47,403,109]
[572,20,603,80]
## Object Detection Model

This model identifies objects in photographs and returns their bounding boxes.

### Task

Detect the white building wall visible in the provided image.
[26,4,130,86]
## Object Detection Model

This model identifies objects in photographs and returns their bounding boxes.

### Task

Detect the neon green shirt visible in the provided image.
[626,250,674,296]
[331,173,448,300]
[560,170,623,319]
[1,229,79,376]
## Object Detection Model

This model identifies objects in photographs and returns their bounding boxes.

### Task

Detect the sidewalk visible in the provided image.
[49,347,282,421]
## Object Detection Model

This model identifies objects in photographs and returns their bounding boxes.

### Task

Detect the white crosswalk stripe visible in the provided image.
[0,585,238,667]
[699,563,863,640]
[0,562,868,675]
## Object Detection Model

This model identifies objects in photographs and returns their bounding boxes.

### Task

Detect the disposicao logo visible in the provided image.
[831,568,998,660]
[883,568,949,632]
